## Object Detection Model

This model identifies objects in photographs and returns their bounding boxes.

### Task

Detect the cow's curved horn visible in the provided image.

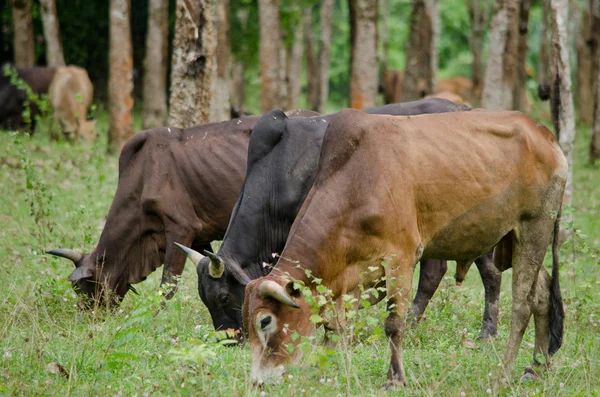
[203,250,225,279]
[259,279,300,309]
[46,248,83,264]
[174,242,205,264]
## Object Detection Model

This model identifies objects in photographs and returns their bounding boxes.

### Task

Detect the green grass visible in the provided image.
[0,112,599,397]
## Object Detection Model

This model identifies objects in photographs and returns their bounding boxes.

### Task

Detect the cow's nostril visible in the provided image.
[260,316,272,330]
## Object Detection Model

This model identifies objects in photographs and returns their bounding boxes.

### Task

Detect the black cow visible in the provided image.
[176,98,502,340]
[0,64,56,132]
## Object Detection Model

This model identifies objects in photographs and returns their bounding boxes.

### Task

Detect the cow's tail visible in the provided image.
[549,206,564,356]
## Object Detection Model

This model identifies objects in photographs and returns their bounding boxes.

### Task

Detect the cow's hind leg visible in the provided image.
[502,216,556,380]
[408,259,447,325]
[474,251,502,339]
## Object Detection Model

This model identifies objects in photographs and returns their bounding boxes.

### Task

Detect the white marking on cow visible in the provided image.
[237,120,242,124]
[203,132,208,139]
[321,119,326,122]
[273,116,277,120]
[167,127,171,133]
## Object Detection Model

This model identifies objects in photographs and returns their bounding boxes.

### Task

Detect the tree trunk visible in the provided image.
[168,0,215,127]
[229,61,245,116]
[549,0,576,207]
[317,0,334,113]
[142,0,169,129]
[590,0,600,162]
[12,0,35,67]
[258,0,285,112]
[39,0,65,67]
[576,2,595,124]
[512,0,530,111]
[467,0,488,105]
[482,0,521,110]
[538,0,551,100]
[286,21,304,110]
[210,0,231,122]
[401,0,439,102]
[379,0,389,74]
[304,9,319,111]
[108,0,134,153]
[349,0,378,109]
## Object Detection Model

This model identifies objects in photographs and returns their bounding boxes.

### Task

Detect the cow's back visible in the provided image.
[307,110,566,262]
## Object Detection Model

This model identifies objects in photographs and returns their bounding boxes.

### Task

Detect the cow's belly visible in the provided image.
[420,185,528,261]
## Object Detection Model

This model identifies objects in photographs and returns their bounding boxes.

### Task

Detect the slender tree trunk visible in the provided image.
[379,0,389,74]
[39,0,65,67]
[576,2,595,124]
[538,0,551,100]
[513,0,530,111]
[549,0,576,207]
[258,0,284,112]
[402,0,439,101]
[349,0,378,109]
[142,0,169,129]
[481,0,520,110]
[590,0,600,162]
[168,0,215,127]
[108,0,134,153]
[12,0,35,67]
[304,9,319,111]
[286,21,304,110]
[210,0,231,122]
[229,61,245,116]
[317,0,334,113]
[467,0,488,105]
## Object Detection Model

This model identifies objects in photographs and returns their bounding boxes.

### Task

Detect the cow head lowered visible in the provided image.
[243,276,313,382]
[47,118,257,305]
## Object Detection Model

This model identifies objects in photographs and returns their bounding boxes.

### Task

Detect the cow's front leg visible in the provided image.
[475,251,502,339]
[383,252,418,389]
[408,259,447,325]
[161,232,196,299]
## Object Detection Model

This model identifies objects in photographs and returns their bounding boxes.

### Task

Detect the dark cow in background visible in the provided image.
[0,64,56,132]
[243,109,566,385]
[175,98,502,340]
[47,110,317,303]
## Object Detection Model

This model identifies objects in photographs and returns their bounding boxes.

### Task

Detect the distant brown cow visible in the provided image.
[381,70,474,104]
[49,66,96,142]
[243,110,566,386]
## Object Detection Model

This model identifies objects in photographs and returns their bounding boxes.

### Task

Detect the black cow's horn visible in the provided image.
[259,279,300,309]
[174,242,205,264]
[46,248,83,263]
[203,250,224,279]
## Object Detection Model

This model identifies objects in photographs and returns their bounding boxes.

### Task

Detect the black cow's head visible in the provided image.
[175,243,250,342]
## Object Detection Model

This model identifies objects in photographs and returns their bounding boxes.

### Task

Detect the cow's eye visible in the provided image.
[260,316,272,330]
[219,295,231,305]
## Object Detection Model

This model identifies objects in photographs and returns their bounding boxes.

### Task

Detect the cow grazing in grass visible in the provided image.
[49,66,96,142]
[175,98,503,341]
[242,109,566,386]
[47,110,318,303]
[0,64,55,132]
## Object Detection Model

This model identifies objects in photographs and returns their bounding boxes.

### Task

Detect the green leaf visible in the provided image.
[309,314,323,324]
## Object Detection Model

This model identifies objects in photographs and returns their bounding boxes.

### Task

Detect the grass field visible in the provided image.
[0,112,599,397]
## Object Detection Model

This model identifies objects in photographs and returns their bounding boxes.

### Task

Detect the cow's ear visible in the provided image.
[68,265,93,281]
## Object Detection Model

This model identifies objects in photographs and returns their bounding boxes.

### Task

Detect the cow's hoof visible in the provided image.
[381,379,406,391]
[477,329,498,341]
[520,366,542,381]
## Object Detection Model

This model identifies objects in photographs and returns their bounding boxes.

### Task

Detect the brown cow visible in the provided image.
[49,66,96,142]
[46,110,318,304]
[243,110,566,387]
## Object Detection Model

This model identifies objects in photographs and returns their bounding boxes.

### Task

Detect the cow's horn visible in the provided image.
[174,242,205,264]
[259,279,300,309]
[46,248,83,263]
[203,250,225,279]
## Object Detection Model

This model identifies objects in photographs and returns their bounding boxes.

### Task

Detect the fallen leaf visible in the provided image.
[48,362,70,378]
